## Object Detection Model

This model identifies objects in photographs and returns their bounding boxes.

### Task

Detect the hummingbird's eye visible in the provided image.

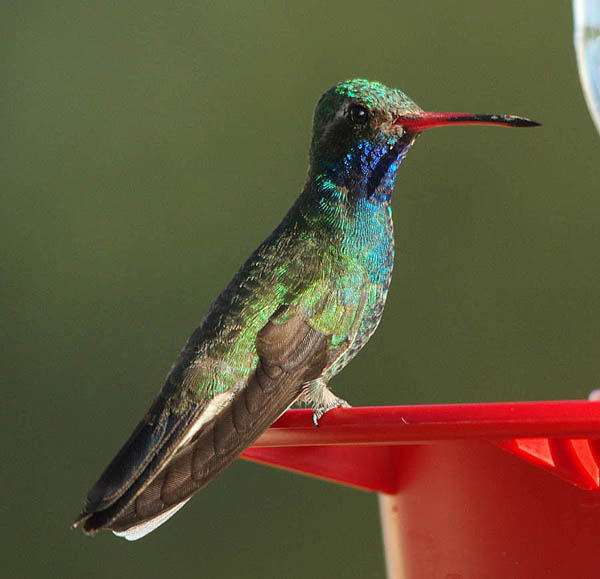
[347,104,369,125]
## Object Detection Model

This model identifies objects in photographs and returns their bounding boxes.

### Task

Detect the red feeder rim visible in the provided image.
[242,401,600,578]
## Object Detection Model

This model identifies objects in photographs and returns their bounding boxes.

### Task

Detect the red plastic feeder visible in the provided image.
[242,401,600,578]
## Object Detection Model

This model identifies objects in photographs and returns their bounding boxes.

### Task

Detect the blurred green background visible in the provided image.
[3,1,599,577]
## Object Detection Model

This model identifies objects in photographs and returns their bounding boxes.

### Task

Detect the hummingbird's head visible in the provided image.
[309,79,420,200]
[309,79,539,202]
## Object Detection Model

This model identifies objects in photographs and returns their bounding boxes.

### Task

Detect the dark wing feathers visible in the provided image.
[76,306,330,535]
[80,396,199,514]
[75,400,202,531]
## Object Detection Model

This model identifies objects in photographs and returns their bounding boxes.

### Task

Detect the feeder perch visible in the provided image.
[242,401,600,578]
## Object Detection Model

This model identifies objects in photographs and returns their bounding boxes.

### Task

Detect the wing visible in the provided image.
[74,304,331,539]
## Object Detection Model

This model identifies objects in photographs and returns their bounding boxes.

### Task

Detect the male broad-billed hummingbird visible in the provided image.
[74,79,538,540]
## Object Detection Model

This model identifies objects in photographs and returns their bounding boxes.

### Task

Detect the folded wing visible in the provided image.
[74,305,330,539]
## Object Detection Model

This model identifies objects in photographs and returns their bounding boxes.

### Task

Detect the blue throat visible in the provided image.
[316,136,415,204]
[300,137,416,285]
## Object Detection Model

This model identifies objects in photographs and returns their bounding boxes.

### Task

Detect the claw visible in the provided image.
[299,378,351,427]
[311,399,351,427]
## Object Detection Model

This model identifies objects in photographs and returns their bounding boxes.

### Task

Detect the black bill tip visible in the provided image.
[480,114,541,128]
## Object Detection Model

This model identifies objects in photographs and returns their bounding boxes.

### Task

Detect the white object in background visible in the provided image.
[574,0,600,134]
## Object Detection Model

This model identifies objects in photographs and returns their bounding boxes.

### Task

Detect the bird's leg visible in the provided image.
[298,378,351,427]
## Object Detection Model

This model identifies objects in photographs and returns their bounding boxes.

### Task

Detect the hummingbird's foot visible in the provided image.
[299,379,351,427]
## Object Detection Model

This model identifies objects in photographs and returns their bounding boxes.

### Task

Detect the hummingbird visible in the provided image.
[74,79,538,540]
